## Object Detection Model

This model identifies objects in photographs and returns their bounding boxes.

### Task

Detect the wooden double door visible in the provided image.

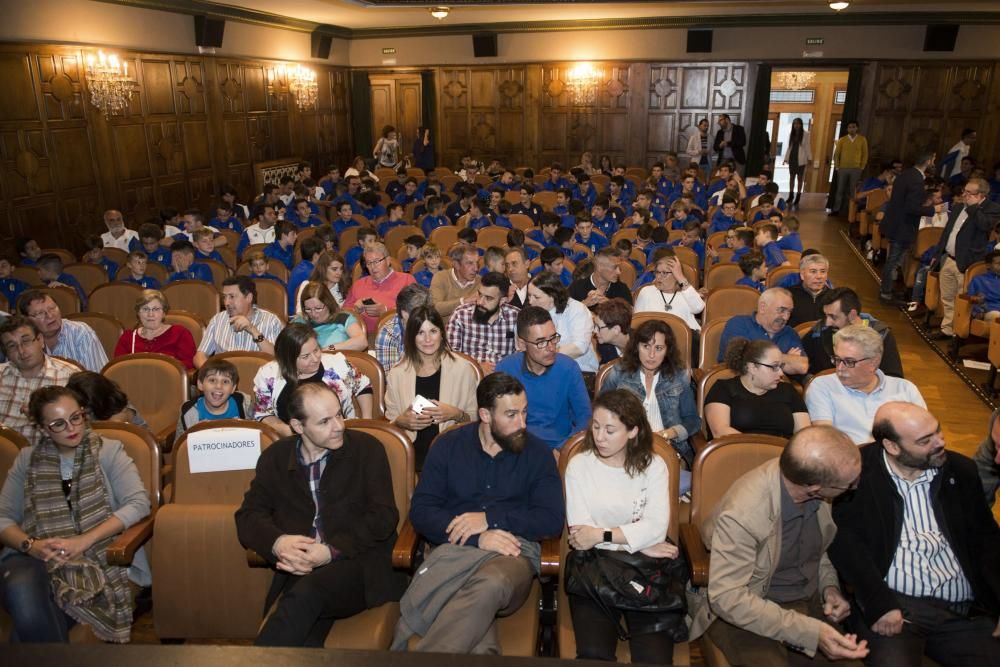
[369,74,422,154]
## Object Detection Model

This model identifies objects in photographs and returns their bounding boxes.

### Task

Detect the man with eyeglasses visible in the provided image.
[343,241,415,332]
[931,177,1000,339]
[828,402,1000,666]
[688,425,869,664]
[0,316,77,440]
[805,325,924,445]
[495,306,591,452]
[18,290,107,372]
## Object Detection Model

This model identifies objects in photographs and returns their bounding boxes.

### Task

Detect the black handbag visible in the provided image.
[564,544,689,641]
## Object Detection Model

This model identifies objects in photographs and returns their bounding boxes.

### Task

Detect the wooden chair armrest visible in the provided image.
[955,294,974,338]
[246,549,270,568]
[392,520,420,569]
[156,426,177,452]
[690,432,709,454]
[540,536,561,576]
[106,513,155,566]
[679,522,710,588]
[691,368,705,384]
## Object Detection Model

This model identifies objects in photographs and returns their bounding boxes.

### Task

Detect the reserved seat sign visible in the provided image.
[187,428,262,473]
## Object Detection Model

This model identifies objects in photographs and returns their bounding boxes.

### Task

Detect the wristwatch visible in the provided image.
[253,333,265,344]
[20,536,35,553]
[603,530,613,544]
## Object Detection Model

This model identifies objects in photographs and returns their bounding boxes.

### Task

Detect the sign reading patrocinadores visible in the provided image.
[187,428,262,474]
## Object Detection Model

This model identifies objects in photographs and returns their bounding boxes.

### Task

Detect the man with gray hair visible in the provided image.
[100,209,138,251]
[717,287,809,375]
[805,325,925,444]
[375,283,432,371]
[430,244,480,320]
[343,241,416,333]
[932,176,1000,339]
[787,253,831,327]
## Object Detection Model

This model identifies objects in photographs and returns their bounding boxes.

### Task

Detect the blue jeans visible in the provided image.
[880,239,912,298]
[0,552,73,642]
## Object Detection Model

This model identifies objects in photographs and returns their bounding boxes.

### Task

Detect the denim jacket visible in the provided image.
[600,364,700,465]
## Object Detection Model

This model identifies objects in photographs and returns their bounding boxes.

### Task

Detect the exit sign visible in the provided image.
[806,38,825,45]
[382,47,396,55]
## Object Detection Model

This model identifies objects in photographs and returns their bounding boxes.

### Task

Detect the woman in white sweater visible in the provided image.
[565,388,679,663]
[527,270,599,373]
[633,253,705,331]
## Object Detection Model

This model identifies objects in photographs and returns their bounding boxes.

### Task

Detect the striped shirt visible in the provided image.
[49,319,109,372]
[883,451,973,603]
[198,306,283,356]
[375,317,403,371]
[0,356,77,441]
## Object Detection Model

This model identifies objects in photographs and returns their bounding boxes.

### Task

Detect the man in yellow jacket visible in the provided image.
[832,121,869,217]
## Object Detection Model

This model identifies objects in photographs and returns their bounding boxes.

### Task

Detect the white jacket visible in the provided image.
[686,131,709,163]
[782,131,812,169]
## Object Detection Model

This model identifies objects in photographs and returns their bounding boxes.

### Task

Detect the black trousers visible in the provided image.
[256,559,367,647]
[568,593,675,664]
[850,594,1000,667]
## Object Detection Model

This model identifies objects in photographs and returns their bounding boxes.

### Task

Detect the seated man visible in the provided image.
[237,204,278,259]
[802,287,903,379]
[168,240,213,283]
[0,316,77,440]
[376,283,433,371]
[193,276,282,368]
[568,247,632,310]
[717,288,809,376]
[495,306,591,451]
[446,272,519,375]
[787,254,832,327]
[688,425,869,665]
[175,358,252,437]
[397,372,564,653]
[431,244,481,320]
[343,241,416,332]
[974,409,1000,508]
[236,383,405,647]
[805,325,925,444]
[829,402,1000,666]
[100,208,139,251]
[19,290,107,372]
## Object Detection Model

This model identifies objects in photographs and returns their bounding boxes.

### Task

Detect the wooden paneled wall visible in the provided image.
[0,43,351,254]
[860,61,1000,172]
[435,61,751,170]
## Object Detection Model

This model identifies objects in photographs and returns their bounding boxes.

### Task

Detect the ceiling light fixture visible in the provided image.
[430,6,450,20]
[829,1,849,10]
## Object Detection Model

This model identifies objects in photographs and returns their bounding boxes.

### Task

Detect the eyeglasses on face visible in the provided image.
[525,333,561,350]
[46,410,87,433]
[139,305,164,314]
[830,355,872,369]
[3,334,39,353]
[752,360,784,371]
[365,256,387,267]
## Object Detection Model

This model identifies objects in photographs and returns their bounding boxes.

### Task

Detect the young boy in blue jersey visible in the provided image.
[466,197,495,231]
[736,250,767,293]
[17,237,42,267]
[193,228,226,264]
[420,196,450,237]
[135,223,172,267]
[81,235,119,278]
[168,240,214,283]
[246,251,285,286]
[413,243,443,288]
[541,162,570,192]
[727,228,755,263]
[968,251,1000,322]
[506,228,538,261]
[393,177,423,207]
[635,190,665,224]
[552,188,572,216]
[614,238,645,276]
[263,221,297,270]
[385,167,408,200]
[333,201,360,237]
[288,198,324,229]
[0,256,30,308]
[755,223,790,269]
[590,197,618,238]
[531,246,573,287]
[671,221,706,268]
[377,203,408,238]
[402,235,425,273]
[708,197,740,233]
[176,358,252,437]
[776,216,804,252]
[345,228,376,273]
[574,217,609,254]
[211,201,244,233]
[480,246,505,278]
[554,226,588,265]
[707,163,733,198]
[36,254,88,308]
[446,184,477,225]
[119,251,160,289]
[527,212,561,249]
[512,184,543,223]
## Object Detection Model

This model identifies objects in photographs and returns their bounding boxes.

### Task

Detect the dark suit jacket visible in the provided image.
[934,199,1000,272]
[713,124,747,165]
[235,431,406,611]
[880,167,934,246]
[828,443,1000,627]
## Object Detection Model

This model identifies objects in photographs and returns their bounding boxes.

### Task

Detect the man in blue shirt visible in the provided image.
[717,287,809,376]
[263,221,298,270]
[496,306,592,450]
[540,162,570,192]
[590,197,618,239]
[708,198,740,234]
[168,240,214,283]
[288,198,323,229]
[512,185,543,224]
[405,371,564,653]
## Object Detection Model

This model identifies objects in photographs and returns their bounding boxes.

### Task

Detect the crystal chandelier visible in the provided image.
[84,50,136,118]
[775,71,817,91]
[288,65,318,111]
[566,62,599,105]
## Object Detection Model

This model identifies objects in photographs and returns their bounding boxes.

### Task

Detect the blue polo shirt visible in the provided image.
[760,241,788,269]
[377,219,408,239]
[361,204,386,222]
[575,233,608,254]
[468,215,495,231]
[0,277,30,307]
[717,314,803,362]
[195,249,224,264]
[121,274,161,290]
[729,246,751,263]
[529,265,572,287]
[736,276,765,293]
[541,177,570,192]
[333,218,360,237]
[290,215,324,229]
[421,215,450,237]
[344,246,365,271]
[263,241,295,270]
[776,232,803,252]
[591,215,618,238]
[708,211,738,234]
[169,263,213,283]
[210,216,244,233]
[495,352,592,450]
[968,272,1000,314]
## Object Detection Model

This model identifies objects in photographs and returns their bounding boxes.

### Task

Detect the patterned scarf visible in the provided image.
[21,431,133,643]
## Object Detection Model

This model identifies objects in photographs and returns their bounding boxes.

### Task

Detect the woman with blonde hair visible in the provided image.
[112,289,196,368]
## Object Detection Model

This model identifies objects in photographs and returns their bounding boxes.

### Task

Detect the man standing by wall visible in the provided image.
[832,121,869,217]
[714,114,747,176]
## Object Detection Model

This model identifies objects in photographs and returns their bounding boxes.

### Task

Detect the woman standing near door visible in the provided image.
[373,125,401,170]
[783,117,811,207]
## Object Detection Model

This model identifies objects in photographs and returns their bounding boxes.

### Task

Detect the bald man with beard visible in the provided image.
[829,402,1000,666]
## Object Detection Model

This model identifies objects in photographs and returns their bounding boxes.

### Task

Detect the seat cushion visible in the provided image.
[324,602,400,650]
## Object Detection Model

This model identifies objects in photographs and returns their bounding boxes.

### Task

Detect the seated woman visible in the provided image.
[383,306,479,469]
[253,323,373,438]
[67,371,149,430]
[0,386,151,643]
[600,320,699,469]
[235,383,404,647]
[633,252,704,333]
[295,281,367,351]
[704,337,810,440]
[305,251,351,308]
[565,388,684,664]
[113,289,197,369]
[527,270,599,373]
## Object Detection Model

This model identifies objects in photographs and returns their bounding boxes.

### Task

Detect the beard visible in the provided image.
[896,446,947,471]
[492,423,527,454]
[473,303,499,324]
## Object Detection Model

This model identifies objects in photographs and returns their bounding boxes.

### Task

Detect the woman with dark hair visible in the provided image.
[782,117,811,206]
[253,322,372,437]
[528,271,598,373]
[600,320,699,467]
[383,306,478,468]
[373,125,401,170]
[66,371,148,429]
[565,388,680,663]
[295,282,366,351]
[598,155,613,177]
[0,385,151,643]
[345,155,378,183]
[412,126,435,172]
[297,251,351,311]
[704,337,809,440]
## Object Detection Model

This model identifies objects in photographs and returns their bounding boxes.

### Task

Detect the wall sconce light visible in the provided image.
[430,6,450,20]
